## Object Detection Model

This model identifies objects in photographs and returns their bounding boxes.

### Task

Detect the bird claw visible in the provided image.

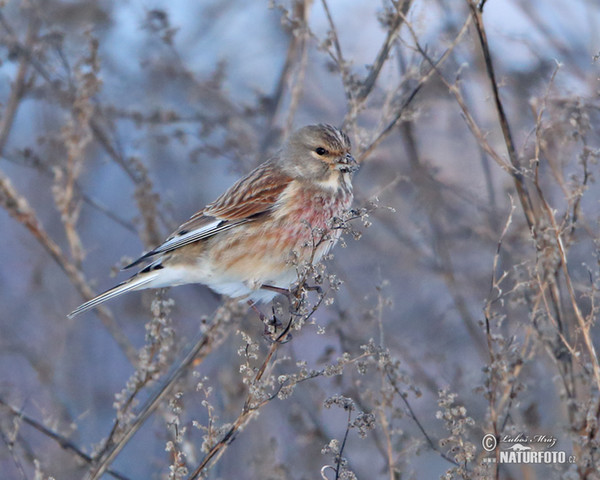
[304,284,323,295]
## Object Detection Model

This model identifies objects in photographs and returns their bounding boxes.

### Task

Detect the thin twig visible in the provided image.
[385,367,459,466]
[0,19,36,155]
[1,151,137,233]
[87,309,233,480]
[468,0,538,230]
[334,407,353,480]
[0,171,137,362]
[357,14,472,162]
[356,0,413,101]
[0,398,131,480]
[186,315,295,479]
[262,0,311,148]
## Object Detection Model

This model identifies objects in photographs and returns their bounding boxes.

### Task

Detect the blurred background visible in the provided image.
[1,0,600,478]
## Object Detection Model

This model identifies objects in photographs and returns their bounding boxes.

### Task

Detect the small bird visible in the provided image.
[68,124,357,318]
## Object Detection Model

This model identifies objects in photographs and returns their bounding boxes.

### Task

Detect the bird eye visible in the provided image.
[315,147,328,155]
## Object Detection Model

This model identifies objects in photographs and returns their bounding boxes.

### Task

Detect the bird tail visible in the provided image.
[67,272,159,319]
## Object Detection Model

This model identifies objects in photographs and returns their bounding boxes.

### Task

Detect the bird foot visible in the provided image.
[248,300,284,338]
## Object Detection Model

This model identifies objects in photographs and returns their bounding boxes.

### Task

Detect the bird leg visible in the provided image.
[304,284,323,295]
[261,284,303,310]
[247,299,281,337]
[260,284,293,299]
[247,300,266,321]
[262,283,323,300]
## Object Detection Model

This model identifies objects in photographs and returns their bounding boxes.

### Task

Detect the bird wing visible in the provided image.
[124,161,292,269]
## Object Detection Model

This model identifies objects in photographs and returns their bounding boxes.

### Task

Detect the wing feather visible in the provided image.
[124,161,291,269]
[204,161,291,219]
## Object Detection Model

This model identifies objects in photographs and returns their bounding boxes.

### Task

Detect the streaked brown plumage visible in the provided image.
[68,124,357,318]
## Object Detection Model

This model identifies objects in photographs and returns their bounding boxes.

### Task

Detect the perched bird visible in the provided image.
[68,124,357,318]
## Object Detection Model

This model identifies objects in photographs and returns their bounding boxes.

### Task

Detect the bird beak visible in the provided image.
[337,154,359,173]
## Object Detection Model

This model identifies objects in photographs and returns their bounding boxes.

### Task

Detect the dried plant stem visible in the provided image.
[0,19,36,155]
[477,7,600,428]
[527,70,600,390]
[186,316,294,479]
[87,309,234,480]
[284,22,310,135]
[468,2,538,228]
[0,171,137,362]
[385,367,459,467]
[357,14,472,162]
[264,0,312,142]
[0,398,130,480]
[356,0,413,102]
[333,407,353,480]
[0,14,166,247]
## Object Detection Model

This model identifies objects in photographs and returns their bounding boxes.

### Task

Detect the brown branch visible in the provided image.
[0,32,32,155]
[186,315,294,479]
[284,22,310,135]
[0,397,131,480]
[319,0,347,75]
[356,0,413,101]
[357,14,472,162]
[87,307,235,480]
[534,171,600,391]
[385,367,459,467]
[482,199,515,477]
[0,15,166,248]
[526,64,600,391]
[0,171,137,363]
[468,1,538,230]
[395,8,513,176]
[262,0,312,147]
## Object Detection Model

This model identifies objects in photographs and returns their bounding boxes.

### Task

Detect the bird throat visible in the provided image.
[315,170,348,193]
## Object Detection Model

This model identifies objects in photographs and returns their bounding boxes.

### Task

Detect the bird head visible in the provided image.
[280,124,358,183]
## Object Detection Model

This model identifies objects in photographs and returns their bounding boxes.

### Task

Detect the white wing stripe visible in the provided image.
[152,220,246,254]
[159,220,222,251]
